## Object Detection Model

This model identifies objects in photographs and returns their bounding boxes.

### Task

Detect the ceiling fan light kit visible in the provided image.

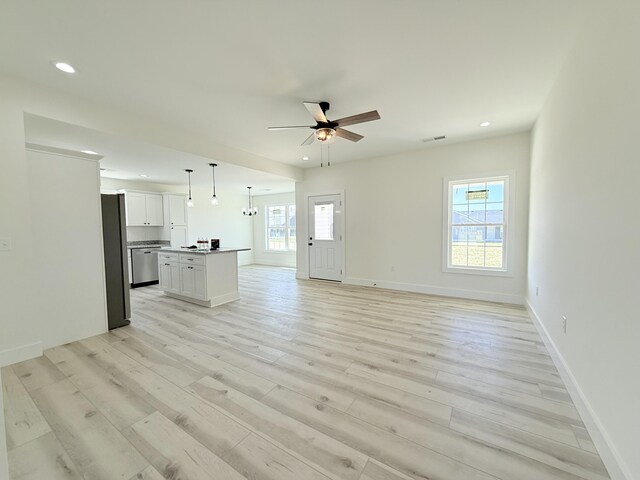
[316,127,335,142]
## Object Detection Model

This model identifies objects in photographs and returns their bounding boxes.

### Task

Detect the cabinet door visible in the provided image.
[180,264,196,297]
[170,226,188,248]
[192,265,207,300]
[125,192,147,226]
[145,194,164,226]
[169,263,181,293]
[168,195,188,226]
[159,262,172,290]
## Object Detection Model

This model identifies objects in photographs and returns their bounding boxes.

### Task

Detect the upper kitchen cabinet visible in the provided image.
[122,191,164,226]
[166,194,188,226]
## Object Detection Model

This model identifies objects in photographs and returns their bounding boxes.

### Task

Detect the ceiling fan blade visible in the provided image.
[335,128,364,142]
[303,102,328,123]
[335,110,380,127]
[301,132,316,146]
[268,125,313,131]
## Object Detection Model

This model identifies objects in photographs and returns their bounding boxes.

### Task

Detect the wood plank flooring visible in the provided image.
[2,265,610,480]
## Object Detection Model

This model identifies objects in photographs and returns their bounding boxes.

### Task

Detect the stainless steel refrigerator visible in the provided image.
[101,194,131,329]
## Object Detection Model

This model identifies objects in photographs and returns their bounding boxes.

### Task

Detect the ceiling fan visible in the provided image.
[268,101,381,146]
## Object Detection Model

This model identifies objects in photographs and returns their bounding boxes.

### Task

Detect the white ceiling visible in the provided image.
[24,114,295,195]
[2,0,584,167]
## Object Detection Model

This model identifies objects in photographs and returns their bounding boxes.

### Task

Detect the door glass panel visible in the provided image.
[314,203,334,240]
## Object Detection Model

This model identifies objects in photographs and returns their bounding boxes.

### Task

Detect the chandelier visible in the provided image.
[242,186,258,216]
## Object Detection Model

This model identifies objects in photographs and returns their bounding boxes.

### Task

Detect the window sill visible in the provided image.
[443,265,512,278]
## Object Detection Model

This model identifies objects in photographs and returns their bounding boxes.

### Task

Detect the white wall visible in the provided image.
[186,186,254,265]
[27,149,108,348]
[296,133,530,304]
[0,97,36,369]
[101,178,254,265]
[252,192,297,267]
[527,1,639,478]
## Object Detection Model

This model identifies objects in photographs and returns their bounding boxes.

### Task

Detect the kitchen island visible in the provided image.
[157,247,250,307]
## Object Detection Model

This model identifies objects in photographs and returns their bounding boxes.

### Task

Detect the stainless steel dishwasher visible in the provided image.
[131,248,160,287]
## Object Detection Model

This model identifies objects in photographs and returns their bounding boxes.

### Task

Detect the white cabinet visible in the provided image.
[158,249,244,307]
[125,192,147,226]
[124,191,164,226]
[167,195,188,226]
[163,194,188,247]
[159,261,180,293]
[170,226,188,248]
[180,264,206,300]
[145,194,164,226]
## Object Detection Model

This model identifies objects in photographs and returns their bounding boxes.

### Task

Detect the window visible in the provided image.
[314,203,334,240]
[444,175,510,274]
[266,204,296,251]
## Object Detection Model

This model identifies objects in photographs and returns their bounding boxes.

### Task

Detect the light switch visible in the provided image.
[0,237,11,251]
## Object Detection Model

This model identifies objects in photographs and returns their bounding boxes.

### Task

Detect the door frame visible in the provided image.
[304,190,346,281]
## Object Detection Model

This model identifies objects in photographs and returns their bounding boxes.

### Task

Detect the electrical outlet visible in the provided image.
[562,315,567,333]
[0,237,11,251]
[536,286,539,297]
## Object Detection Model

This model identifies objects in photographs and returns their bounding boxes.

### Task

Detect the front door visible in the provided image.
[308,194,343,281]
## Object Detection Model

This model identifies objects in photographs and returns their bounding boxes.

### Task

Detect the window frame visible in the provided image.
[442,172,514,277]
[265,204,297,252]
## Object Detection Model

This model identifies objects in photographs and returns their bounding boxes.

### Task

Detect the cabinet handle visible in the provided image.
[165,263,170,266]
[188,266,194,269]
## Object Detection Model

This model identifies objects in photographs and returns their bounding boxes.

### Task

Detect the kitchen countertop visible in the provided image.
[127,244,164,249]
[159,247,251,255]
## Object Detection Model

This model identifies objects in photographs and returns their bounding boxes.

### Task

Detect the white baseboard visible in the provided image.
[253,257,296,268]
[295,271,308,280]
[526,300,632,480]
[345,277,523,305]
[0,341,43,367]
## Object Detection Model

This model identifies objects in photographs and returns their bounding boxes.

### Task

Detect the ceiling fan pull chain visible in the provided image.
[320,143,323,168]
[328,144,331,167]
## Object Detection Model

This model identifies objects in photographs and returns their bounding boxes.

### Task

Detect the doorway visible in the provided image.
[308,194,343,281]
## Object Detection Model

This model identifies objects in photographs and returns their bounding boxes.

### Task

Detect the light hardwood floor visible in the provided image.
[3,266,610,480]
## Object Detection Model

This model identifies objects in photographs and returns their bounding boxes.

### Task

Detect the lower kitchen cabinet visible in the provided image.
[157,248,249,308]
[180,264,206,300]
[159,261,180,293]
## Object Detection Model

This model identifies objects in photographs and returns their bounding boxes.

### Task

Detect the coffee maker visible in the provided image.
[210,238,220,250]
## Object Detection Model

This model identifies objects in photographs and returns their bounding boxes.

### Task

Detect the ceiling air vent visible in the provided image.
[422,135,446,143]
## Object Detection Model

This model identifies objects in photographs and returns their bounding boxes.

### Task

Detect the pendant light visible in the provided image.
[185,169,194,207]
[242,186,258,216]
[209,163,219,205]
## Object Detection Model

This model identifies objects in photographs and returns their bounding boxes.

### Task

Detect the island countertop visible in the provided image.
[159,247,251,255]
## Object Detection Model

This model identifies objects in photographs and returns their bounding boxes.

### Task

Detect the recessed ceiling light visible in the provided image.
[139,174,148,178]
[54,62,77,74]
[301,156,310,161]
[81,150,99,155]
[479,121,492,127]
